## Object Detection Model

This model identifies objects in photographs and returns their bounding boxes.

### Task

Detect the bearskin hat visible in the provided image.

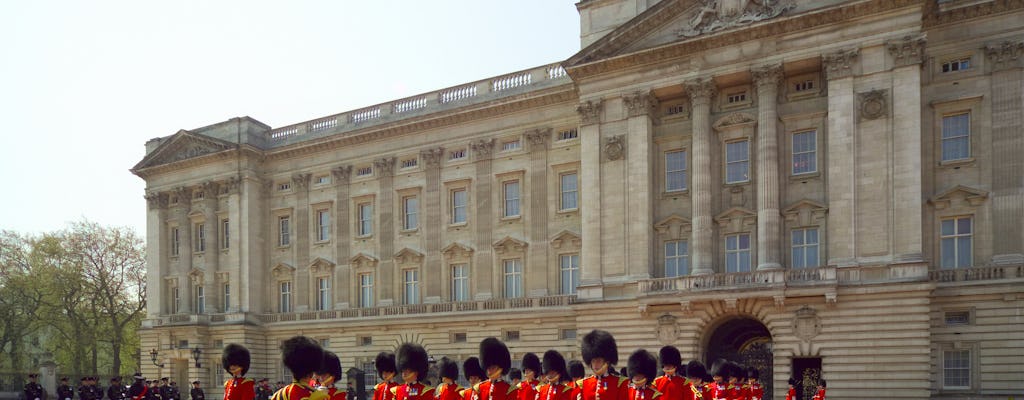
[567,360,585,380]
[685,360,707,380]
[627,349,657,381]
[745,367,758,380]
[463,357,485,381]
[438,357,459,381]
[710,359,729,378]
[375,352,397,379]
[522,353,542,375]
[479,337,512,373]
[788,377,799,386]
[542,350,569,381]
[318,351,343,381]
[396,343,429,382]
[658,346,681,369]
[222,343,251,375]
[281,336,324,380]
[581,330,618,365]
[508,368,522,381]
[728,362,745,380]
[818,379,827,388]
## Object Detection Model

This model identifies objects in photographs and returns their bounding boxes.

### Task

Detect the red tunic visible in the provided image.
[535,383,572,400]
[435,383,462,400]
[224,378,255,400]
[374,382,398,400]
[517,380,540,400]
[725,384,742,400]
[745,383,762,400]
[687,384,703,400]
[706,382,727,400]
[784,388,795,400]
[270,382,328,400]
[811,389,825,400]
[460,387,478,400]
[476,380,517,400]
[578,375,628,400]
[626,385,659,400]
[391,383,435,400]
[327,388,346,400]
[652,375,688,400]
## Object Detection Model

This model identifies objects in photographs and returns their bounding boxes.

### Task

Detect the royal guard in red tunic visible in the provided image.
[222,344,256,400]
[460,358,485,400]
[683,362,708,400]
[518,353,542,400]
[783,378,797,400]
[579,330,629,400]
[391,343,435,400]
[435,358,462,400]
[374,352,399,400]
[536,350,572,400]
[477,337,518,400]
[626,350,661,400]
[707,360,729,400]
[567,360,585,400]
[318,352,346,400]
[271,336,329,400]
[742,368,761,400]
[811,380,825,400]
[724,363,743,400]
[652,346,687,400]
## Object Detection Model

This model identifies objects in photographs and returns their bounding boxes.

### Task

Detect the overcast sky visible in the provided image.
[0,1,581,236]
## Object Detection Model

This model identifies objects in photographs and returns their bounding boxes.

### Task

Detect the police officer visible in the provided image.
[159,379,173,400]
[25,374,45,400]
[127,374,147,400]
[169,382,182,400]
[109,377,127,400]
[57,377,75,400]
[189,382,204,400]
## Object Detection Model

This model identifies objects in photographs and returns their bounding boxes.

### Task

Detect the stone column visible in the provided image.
[144,191,168,317]
[374,157,397,303]
[986,40,1024,265]
[332,166,352,307]
[577,100,604,299]
[201,181,220,312]
[623,91,657,278]
[752,65,784,270]
[823,48,859,266]
[223,177,240,312]
[238,175,264,313]
[419,149,444,301]
[685,79,717,275]
[175,186,193,313]
[887,35,926,263]
[292,173,311,311]
[471,139,496,299]
[526,130,551,294]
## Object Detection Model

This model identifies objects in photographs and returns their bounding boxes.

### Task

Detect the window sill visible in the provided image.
[355,235,373,240]
[724,180,751,187]
[556,208,579,215]
[313,240,331,246]
[790,172,821,181]
[663,189,689,199]
[447,222,469,230]
[500,215,522,222]
[400,228,419,234]
[276,245,291,250]
[939,157,975,169]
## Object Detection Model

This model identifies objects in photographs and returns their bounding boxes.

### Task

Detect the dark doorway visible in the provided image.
[705,317,773,400]
[791,357,822,400]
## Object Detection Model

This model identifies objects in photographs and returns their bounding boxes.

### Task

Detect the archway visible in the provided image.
[705,317,773,399]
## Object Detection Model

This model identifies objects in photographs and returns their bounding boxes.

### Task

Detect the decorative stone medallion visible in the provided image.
[656,314,679,345]
[793,305,822,340]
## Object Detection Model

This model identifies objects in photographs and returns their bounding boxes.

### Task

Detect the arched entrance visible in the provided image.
[705,317,773,399]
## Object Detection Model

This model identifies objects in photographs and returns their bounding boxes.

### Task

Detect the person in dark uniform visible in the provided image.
[127,374,147,400]
[58,377,75,400]
[79,377,91,400]
[93,377,106,400]
[109,377,127,400]
[254,379,271,400]
[170,382,182,400]
[25,374,45,400]
[189,382,205,400]
[159,379,173,400]
[145,380,161,400]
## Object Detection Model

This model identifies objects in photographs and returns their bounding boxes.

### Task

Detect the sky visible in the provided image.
[0,0,582,237]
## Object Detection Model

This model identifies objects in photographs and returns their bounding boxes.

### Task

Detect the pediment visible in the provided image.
[309,258,336,275]
[271,263,295,280]
[187,268,204,285]
[350,253,379,269]
[550,230,582,250]
[654,214,692,239]
[714,207,757,231]
[132,130,235,171]
[441,242,475,259]
[394,247,425,264]
[929,185,989,209]
[782,199,828,225]
[492,236,529,255]
[713,112,757,131]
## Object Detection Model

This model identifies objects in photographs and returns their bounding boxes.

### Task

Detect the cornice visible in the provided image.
[132,145,263,179]
[923,0,1024,28]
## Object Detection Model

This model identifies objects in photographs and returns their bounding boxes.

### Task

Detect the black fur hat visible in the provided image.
[818,379,826,388]
[396,343,429,382]
[542,350,569,381]
[508,368,522,381]
[568,360,585,380]
[463,357,485,381]
[685,360,707,379]
[479,337,511,373]
[788,377,798,386]
[375,352,397,379]
[658,346,681,369]
[627,349,657,381]
[522,353,542,375]
[281,336,324,380]
[222,343,251,375]
[710,359,729,378]
[746,367,758,380]
[581,330,618,365]
[319,351,343,381]
[438,357,459,381]
[728,362,745,380]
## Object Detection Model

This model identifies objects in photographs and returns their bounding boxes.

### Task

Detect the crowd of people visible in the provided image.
[24,329,826,400]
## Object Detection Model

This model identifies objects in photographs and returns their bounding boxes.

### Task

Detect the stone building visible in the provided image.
[132,1,1024,399]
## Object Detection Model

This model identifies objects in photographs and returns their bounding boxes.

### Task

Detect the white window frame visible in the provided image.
[279,281,292,313]
[792,130,817,175]
[358,273,374,308]
[941,112,971,162]
[559,172,578,211]
[503,180,520,218]
[194,285,205,314]
[725,233,752,273]
[941,348,971,390]
[940,216,973,269]
[358,203,373,236]
[316,277,331,311]
[451,189,468,224]
[559,254,579,295]
[194,223,206,252]
[403,196,419,230]
[403,269,420,305]
[503,259,523,298]
[316,209,330,242]
[278,216,291,246]
[791,228,820,269]
[941,57,971,73]
[725,140,750,184]
[451,264,470,302]
[664,240,689,277]
[665,150,687,192]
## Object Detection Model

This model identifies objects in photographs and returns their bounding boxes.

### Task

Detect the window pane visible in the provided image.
[739,251,750,272]
[504,181,520,217]
[453,190,467,223]
[560,173,578,210]
[726,235,737,250]
[739,234,750,249]
[957,218,972,235]
[957,237,972,268]
[806,244,818,267]
[941,238,956,269]
[666,151,687,191]
[941,219,955,236]
[792,230,804,245]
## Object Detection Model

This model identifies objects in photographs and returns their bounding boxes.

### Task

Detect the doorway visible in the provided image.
[705,317,773,399]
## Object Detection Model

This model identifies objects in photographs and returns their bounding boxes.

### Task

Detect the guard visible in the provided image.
[373,352,398,400]
[58,377,74,400]
[517,353,541,400]
[271,336,328,400]
[222,344,256,400]
[435,357,461,400]
[535,350,571,400]
[318,351,346,400]
[391,343,435,400]
[459,357,484,400]
[579,330,628,400]
[477,337,517,400]
[25,374,45,400]
[652,346,685,400]
[626,350,661,400]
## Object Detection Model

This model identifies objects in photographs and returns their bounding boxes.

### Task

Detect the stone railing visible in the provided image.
[264,62,571,146]
[929,264,1024,283]
[257,295,576,324]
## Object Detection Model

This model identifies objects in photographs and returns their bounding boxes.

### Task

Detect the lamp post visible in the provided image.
[149,349,165,368]
[191,347,202,368]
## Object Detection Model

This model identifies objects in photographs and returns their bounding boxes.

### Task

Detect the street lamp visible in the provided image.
[191,347,202,368]
[149,349,165,368]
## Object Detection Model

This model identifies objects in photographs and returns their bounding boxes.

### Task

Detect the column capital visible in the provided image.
[145,191,168,210]
[623,91,659,118]
[751,63,784,89]
[886,34,927,67]
[419,147,444,168]
[201,180,220,197]
[174,186,192,206]
[985,40,1024,72]
[525,128,551,149]
[224,176,241,195]
[576,99,604,125]
[471,138,496,160]
[823,48,859,80]
[291,172,311,189]
[684,78,717,106]
[331,165,352,184]
[373,157,396,177]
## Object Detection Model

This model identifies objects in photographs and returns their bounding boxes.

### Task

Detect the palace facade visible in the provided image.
[132,1,1024,399]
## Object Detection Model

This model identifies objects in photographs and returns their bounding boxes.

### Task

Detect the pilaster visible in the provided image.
[752,64,783,270]
[526,129,551,294]
[685,79,717,275]
[823,48,859,266]
[332,166,352,307]
[577,99,604,299]
[887,35,925,263]
[420,148,444,301]
[986,40,1024,265]
[291,173,311,311]
[201,181,220,312]
[470,139,495,299]
[623,91,657,279]
[374,157,397,303]
[145,191,168,317]
[175,186,193,313]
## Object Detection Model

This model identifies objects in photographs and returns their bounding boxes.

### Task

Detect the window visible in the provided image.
[451,189,468,224]
[557,129,578,140]
[941,58,970,73]
[791,228,820,269]
[194,191,205,200]
[942,113,970,161]
[451,332,468,343]
[221,219,229,249]
[560,173,578,210]
[401,158,418,169]
[316,277,331,311]
[792,131,817,175]
[279,281,292,313]
[449,149,466,160]
[403,196,419,230]
[503,259,523,298]
[194,223,206,252]
[941,216,972,269]
[665,151,687,192]
[278,182,291,191]
[359,336,373,346]
[195,285,205,314]
[726,141,750,183]
[944,310,971,326]
[665,241,689,277]
[403,269,420,305]
[278,216,291,246]
[316,209,330,241]
[358,203,373,236]
[502,139,521,151]
[356,166,373,176]
[503,181,520,217]
[943,349,971,389]
[727,91,747,104]
[451,264,470,302]
[223,283,230,311]
[725,233,752,273]
[559,254,579,295]
[170,227,180,256]
[560,329,577,340]
[315,175,331,185]
[794,80,815,92]
[666,104,687,115]
[172,287,180,314]
[319,338,331,348]
[358,273,374,308]
[504,330,521,342]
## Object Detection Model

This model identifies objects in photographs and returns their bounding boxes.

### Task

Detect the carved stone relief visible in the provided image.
[823,48,859,80]
[604,135,625,161]
[858,89,888,120]
[656,314,679,345]
[985,40,1024,72]
[886,34,927,67]
[677,0,796,38]
[576,100,603,125]
[793,305,822,341]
